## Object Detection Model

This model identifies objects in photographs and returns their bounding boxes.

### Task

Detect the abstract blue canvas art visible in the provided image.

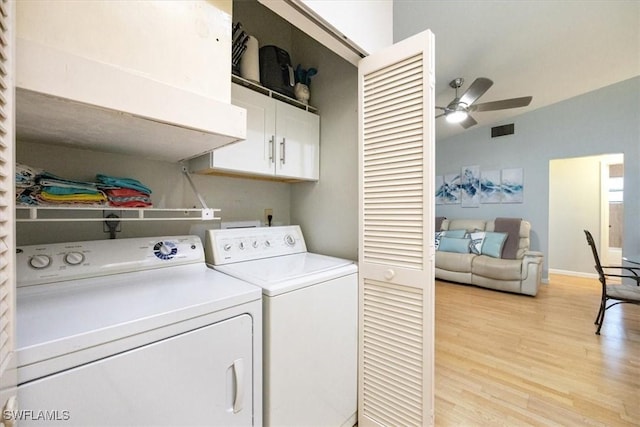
[437,173,461,204]
[501,168,524,203]
[480,170,501,203]
[461,165,480,207]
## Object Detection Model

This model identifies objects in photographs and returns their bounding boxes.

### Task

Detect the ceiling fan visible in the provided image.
[436,77,532,129]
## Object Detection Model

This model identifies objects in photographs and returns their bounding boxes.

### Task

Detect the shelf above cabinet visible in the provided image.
[232,75,319,114]
[16,206,220,223]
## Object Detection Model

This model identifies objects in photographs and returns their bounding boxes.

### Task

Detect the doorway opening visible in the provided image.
[548,153,624,277]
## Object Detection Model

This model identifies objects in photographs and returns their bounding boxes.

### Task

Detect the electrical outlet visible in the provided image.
[264,208,273,225]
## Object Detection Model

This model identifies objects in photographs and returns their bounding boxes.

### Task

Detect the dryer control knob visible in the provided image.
[223,243,232,251]
[64,251,85,266]
[239,241,246,250]
[29,254,52,269]
[252,240,259,248]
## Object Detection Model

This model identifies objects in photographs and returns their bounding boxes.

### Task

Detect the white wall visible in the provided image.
[289,31,358,261]
[16,140,291,245]
[434,77,640,281]
[301,0,393,55]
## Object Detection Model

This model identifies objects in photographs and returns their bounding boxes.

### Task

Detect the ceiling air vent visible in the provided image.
[491,123,515,138]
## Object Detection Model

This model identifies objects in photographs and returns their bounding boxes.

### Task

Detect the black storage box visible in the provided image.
[259,45,295,98]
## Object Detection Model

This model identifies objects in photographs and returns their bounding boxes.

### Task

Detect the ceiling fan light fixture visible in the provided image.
[446,109,468,124]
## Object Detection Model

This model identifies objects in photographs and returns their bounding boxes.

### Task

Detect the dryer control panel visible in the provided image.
[206,225,307,265]
[17,235,204,287]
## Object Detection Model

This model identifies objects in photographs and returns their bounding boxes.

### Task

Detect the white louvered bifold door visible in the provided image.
[0,0,16,418]
[358,30,435,427]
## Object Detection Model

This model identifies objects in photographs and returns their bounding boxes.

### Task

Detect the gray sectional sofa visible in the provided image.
[435,218,543,296]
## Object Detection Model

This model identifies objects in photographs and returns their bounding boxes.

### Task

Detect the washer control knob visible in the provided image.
[284,234,296,247]
[239,241,246,250]
[265,240,271,248]
[29,254,52,269]
[64,251,85,266]
[252,240,259,248]
[223,243,232,251]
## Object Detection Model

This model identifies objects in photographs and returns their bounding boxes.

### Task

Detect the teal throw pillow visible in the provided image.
[444,229,467,238]
[438,237,471,254]
[481,232,508,258]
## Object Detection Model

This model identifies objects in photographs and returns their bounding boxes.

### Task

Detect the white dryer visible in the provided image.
[16,236,262,426]
[205,225,358,427]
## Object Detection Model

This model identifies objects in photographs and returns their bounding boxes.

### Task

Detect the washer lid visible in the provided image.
[17,264,261,369]
[214,252,357,296]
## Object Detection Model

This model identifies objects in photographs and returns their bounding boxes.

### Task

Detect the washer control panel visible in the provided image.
[17,235,204,287]
[206,225,307,265]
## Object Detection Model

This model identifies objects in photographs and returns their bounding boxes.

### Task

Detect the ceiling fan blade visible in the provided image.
[458,78,493,107]
[460,115,477,129]
[470,96,532,112]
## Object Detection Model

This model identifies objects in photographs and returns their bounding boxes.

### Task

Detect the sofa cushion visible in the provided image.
[472,255,522,281]
[481,232,508,258]
[444,219,486,232]
[438,237,471,253]
[435,251,475,273]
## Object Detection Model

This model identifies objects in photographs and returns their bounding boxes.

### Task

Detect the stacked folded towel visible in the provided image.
[96,174,153,208]
[15,164,153,208]
[37,172,107,205]
[15,163,43,201]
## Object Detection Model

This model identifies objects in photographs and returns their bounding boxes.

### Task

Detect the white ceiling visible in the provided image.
[394,1,640,141]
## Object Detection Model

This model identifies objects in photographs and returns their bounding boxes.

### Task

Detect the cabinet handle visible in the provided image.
[269,135,275,164]
[280,138,286,165]
[232,358,244,413]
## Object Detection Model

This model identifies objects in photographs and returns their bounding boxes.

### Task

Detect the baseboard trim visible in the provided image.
[549,268,598,279]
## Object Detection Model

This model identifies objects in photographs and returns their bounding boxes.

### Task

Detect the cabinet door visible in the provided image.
[18,315,255,426]
[212,84,276,176]
[275,101,320,180]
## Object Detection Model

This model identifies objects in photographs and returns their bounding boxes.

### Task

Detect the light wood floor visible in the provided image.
[435,274,640,426]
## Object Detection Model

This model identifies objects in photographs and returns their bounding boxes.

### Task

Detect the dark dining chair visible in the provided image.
[584,230,640,334]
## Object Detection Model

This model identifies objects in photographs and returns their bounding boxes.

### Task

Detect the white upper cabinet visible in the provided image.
[191,84,319,181]
[257,0,393,64]
[15,1,246,162]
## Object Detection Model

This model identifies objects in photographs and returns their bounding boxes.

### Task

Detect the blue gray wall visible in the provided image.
[434,77,640,280]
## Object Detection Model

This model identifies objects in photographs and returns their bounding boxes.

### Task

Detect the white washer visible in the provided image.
[16,235,262,427]
[205,225,358,427]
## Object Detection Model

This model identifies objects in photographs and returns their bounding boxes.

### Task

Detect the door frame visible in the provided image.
[599,154,624,266]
